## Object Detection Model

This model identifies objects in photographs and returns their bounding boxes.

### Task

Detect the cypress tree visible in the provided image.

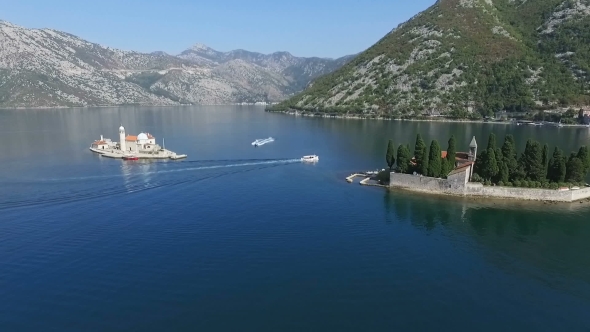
[501,135,519,180]
[576,146,590,174]
[414,134,426,173]
[498,162,510,184]
[427,140,442,178]
[505,135,517,154]
[386,140,395,170]
[542,144,549,179]
[521,139,545,181]
[396,144,411,174]
[440,158,450,178]
[548,147,566,183]
[566,156,585,183]
[446,135,457,171]
[481,133,499,180]
[420,145,429,176]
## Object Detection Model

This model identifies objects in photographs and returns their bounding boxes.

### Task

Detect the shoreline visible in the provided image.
[0,104,272,111]
[266,109,590,127]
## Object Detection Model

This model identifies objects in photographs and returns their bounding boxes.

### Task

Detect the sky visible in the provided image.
[0,0,436,58]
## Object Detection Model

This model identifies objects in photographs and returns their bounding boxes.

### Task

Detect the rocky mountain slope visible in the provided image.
[0,21,353,108]
[272,0,590,117]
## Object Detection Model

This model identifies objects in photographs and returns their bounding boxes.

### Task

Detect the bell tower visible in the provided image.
[468,136,477,162]
[468,136,477,180]
[119,125,126,151]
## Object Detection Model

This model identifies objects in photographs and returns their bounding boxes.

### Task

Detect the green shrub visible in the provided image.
[513,180,521,187]
[497,181,504,186]
[505,182,513,187]
[521,180,529,188]
[471,173,484,183]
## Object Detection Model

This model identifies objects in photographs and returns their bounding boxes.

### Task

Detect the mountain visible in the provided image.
[0,21,353,108]
[179,44,356,93]
[271,0,590,117]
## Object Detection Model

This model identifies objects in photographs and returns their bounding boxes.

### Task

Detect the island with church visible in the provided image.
[89,125,187,160]
[372,133,590,203]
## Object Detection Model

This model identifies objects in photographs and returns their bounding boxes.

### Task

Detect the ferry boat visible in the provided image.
[252,137,274,147]
[301,155,319,163]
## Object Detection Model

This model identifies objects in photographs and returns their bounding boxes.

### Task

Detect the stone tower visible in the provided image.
[468,136,477,180]
[119,125,126,151]
[468,136,477,162]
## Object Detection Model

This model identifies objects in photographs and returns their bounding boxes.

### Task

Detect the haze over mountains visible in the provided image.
[0,20,354,108]
[275,0,590,117]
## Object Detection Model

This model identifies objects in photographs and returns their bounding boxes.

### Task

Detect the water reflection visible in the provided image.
[383,190,590,288]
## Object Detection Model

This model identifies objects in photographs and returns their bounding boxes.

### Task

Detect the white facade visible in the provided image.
[119,125,126,152]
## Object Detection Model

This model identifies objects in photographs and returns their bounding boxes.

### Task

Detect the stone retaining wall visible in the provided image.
[389,171,590,202]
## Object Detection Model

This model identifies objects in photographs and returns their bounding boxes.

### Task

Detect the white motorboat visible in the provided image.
[301,155,319,162]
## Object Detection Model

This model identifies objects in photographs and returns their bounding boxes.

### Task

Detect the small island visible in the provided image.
[373,133,590,202]
[89,125,187,160]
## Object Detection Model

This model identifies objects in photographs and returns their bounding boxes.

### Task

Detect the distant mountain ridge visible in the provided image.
[272,0,590,117]
[0,21,354,108]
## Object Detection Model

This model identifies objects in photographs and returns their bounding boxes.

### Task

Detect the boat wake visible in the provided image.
[0,158,300,211]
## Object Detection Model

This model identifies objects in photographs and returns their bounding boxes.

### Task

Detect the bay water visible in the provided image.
[1,106,590,331]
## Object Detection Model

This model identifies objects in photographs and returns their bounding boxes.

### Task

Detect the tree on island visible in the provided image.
[443,135,457,176]
[566,154,585,183]
[520,139,545,181]
[414,134,426,174]
[548,147,566,183]
[420,145,429,176]
[541,144,549,179]
[396,144,411,174]
[502,135,519,181]
[386,140,396,170]
[427,140,442,178]
[480,133,499,181]
[498,161,510,184]
[576,146,590,174]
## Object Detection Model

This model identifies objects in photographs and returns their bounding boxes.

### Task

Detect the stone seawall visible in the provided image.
[389,172,590,202]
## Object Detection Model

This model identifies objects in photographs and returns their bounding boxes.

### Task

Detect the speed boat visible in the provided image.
[252,137,274,147]
[301,155,319,163]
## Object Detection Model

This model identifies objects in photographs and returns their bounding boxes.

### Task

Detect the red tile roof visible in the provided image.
[125,135,138,141]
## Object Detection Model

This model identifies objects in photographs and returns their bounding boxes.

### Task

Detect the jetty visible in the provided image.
[89,125,187,160]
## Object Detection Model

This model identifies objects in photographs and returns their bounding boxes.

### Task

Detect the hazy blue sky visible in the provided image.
[0,0,436,58]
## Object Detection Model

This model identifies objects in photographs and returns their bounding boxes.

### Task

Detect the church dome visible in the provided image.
[119,125,125,132]
[137,133,148,140]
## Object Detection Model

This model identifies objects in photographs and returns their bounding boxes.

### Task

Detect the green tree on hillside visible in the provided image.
[427,140,442,178]
[396,144,411,174]
[386,140,396,170]
[548,147,566,183]
[414,134,426,174]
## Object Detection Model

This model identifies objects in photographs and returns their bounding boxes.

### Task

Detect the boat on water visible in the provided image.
[301,155,319,163]
[252,137,274,147]
[122,155,139,161]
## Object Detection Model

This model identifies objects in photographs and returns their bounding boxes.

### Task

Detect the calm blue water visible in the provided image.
[1,106,590,331]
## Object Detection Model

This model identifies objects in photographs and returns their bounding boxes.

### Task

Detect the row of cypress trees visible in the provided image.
[473,133,590,186]
[386,133,590,187]
[386,134,457,178]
